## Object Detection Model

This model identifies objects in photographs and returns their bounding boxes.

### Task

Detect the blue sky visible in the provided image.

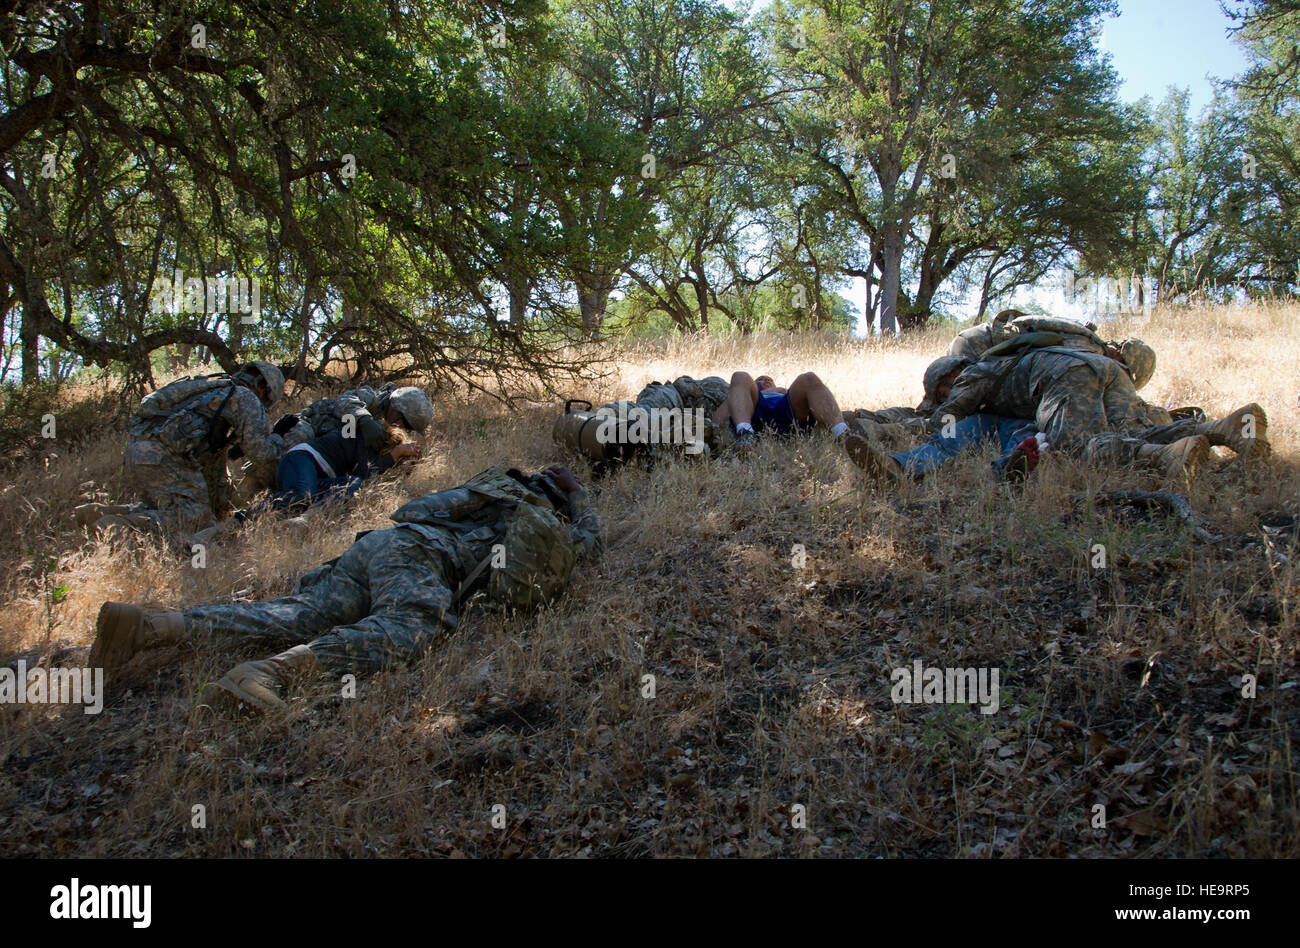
[1101,0,1249,115]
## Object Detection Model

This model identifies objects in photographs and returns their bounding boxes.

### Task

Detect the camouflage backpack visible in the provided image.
[390,466,577,610]
[1009,315,1106,352]
[484,499,576,609]
[128,376,238,452]
[301,384,393,449]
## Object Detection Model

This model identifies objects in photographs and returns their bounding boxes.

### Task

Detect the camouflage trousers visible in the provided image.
[844,408,929,451]
[1035,363,1161,453]
[182,525,461,676]
[1085,418,1204,465]
[1025,363,1203,465]
[121,439,219,535]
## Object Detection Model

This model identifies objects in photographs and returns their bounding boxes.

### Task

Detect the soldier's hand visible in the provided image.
[272,413,300,436]
[543,464,582,494]
[391,442,421,462]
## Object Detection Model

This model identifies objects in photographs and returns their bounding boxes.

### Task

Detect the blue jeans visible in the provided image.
[893,414,1035,479]
[271,451,362,509]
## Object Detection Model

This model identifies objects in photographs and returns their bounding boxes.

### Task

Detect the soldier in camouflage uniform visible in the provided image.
[555,375,731,464]
[927,345,1269,477]
[90,465,601,711]
[951,312,1164,391]
[76,362,288,536]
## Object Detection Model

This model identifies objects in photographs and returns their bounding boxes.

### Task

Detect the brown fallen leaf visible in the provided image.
[1115,807,1167,836]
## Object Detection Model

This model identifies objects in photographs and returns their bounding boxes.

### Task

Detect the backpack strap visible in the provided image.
[205,383,240,452]
[455,552,496,604]
[973,333,1065,412]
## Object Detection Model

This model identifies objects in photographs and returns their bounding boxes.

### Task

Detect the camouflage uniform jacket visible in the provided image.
[295,384,395,452]
[386,466,602,575]
[930,347,1160,450]
[129,379,281,462]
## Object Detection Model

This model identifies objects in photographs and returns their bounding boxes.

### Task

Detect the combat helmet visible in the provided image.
[234,361,285,406]
[920,354,972,411]
[1117,339,1156,390]
[388,386,434,432]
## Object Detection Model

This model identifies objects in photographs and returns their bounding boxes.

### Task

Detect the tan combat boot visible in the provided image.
[845,434,905,483]
[1198,403,1270,458]
[90,603,187,671]
[205,645,321,712]
[1138,435,1212,481]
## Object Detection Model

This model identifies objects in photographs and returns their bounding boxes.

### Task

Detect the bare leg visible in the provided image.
[787,372,844,431]
[714,371,760,427]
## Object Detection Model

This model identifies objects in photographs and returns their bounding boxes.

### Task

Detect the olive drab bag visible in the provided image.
[389,466,577,609]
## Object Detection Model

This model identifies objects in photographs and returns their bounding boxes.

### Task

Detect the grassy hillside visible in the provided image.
[1,303,1297,857]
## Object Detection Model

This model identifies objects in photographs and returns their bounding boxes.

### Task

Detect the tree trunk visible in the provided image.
[20,304,39,385]
[812,264,824,329]
[577,287,606,332]
[508,275,529,327]
[690,252,710,333]
[975,252,1002,321]
[879,232,902,335]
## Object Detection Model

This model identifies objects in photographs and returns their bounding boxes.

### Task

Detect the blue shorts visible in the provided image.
[739,391,815,436]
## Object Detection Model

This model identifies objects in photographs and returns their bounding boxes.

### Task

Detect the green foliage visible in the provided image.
[2,0,1292,385]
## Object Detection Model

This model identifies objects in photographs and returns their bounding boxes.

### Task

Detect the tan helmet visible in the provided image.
[236,361,284,406]
[921,354,971,410]
[1117,339,1156,390]
[388,386,434,432]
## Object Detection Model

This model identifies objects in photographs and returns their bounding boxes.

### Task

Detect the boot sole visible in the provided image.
[203,675,284,713]
[845,436,900,482]
[1235,404,1269,458]
[90,602,141,672]
[1178,436,1212,481]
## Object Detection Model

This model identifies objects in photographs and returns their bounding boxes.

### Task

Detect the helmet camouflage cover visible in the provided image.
[1118,339,1156,390]
[236,361,285,406]
[921,354,972,410]
[388,386,434,432]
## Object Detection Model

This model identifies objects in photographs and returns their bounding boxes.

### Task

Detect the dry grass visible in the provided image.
[0,302,1297,857]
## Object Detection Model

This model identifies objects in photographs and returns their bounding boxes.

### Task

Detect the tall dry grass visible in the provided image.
[0,302,1296,857]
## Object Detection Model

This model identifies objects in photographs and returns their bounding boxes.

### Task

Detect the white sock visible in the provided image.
[736,422,755,434]
[831,421,848,438]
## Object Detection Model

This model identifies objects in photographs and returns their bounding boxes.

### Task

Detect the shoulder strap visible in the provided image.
[205,383,240,451]
[974,334,1064,412]
[455,552,496,604]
